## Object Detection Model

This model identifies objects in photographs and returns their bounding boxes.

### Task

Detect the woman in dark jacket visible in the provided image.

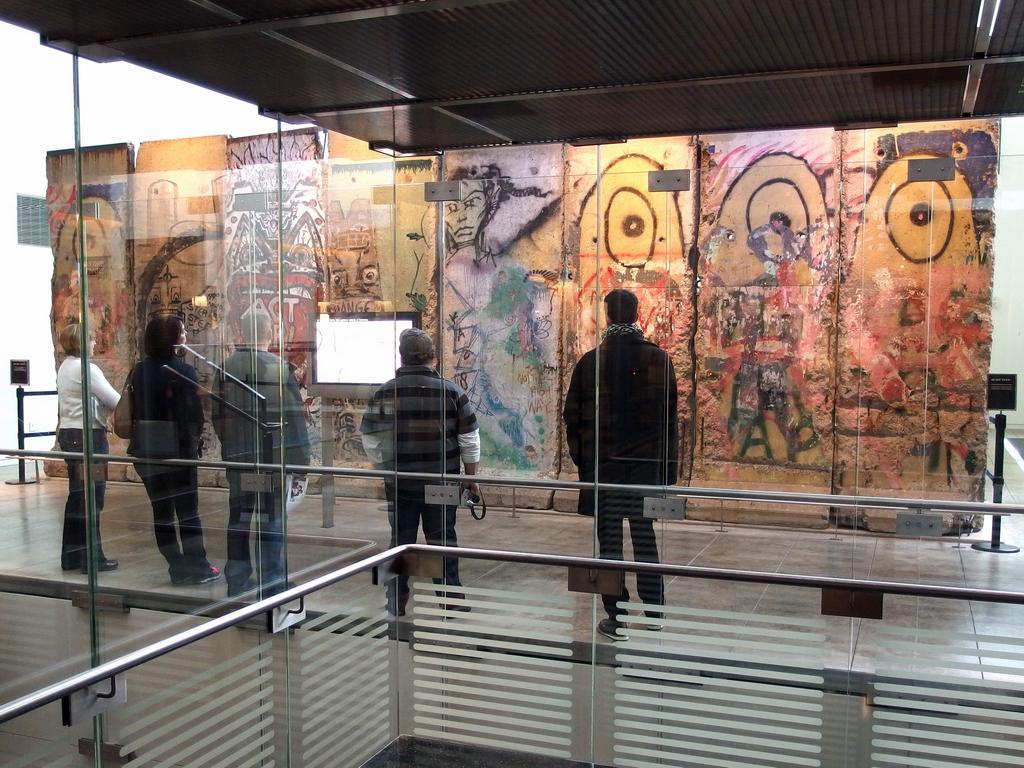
[129,315,219,585]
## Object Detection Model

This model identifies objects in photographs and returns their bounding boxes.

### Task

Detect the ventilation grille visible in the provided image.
[16,195,48,248]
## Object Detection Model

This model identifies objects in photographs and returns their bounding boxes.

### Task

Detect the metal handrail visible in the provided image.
[3,542,1024,725]
[4,446,1022,516]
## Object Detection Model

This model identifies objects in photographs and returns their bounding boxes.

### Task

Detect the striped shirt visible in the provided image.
[361,365,478,475]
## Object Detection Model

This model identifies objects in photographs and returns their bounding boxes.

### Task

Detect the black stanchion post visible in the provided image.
[5,386,37,486]
[973,412,1018,553]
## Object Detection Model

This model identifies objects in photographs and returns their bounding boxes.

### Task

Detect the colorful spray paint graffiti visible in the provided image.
[836,122,998,499]
[443,148,563,473]
[132,137,228,343]
[566,139,696,477]
[693,131,838,491]
[47,146,134,388]
[223,131,325,377]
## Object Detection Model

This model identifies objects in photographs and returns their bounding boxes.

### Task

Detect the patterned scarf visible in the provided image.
[601,322,644,340]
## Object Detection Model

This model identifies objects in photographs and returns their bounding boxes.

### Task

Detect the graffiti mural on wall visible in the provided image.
[132,138,228,342]
[570,142,694,355]
[693,131,838,490]
[223,131,325,382]
[836,122,998,499]
[47,146,134,387]
[443,149,562,473]
[566,139,696,476]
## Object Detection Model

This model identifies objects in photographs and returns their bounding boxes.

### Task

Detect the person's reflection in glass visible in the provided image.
[56,323,120,573]
[564,289,678,640]
[129,316,219,586]
[361,329,480,616]
[214,312,310,598]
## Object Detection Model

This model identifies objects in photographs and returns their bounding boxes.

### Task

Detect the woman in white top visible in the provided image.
[56,323,120,572]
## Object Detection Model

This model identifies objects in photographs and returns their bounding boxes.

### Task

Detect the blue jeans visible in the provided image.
[226,470,284,592]
[58,428,108,569]
[387,483,461,611]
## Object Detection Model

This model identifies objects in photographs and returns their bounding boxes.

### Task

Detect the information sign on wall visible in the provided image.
[9,360,29,386]
[987,373,1017,411]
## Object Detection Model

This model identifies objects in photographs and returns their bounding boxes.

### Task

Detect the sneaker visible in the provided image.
[444,603,472,613]
[192,564,221,585]
[172,564,220,585]
[597,618,626,641]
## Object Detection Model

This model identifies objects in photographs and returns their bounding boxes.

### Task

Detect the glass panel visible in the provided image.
[858,595,1024,768]
[104,620,283,766]
[287,566,394,767]
[397,554,588,763]
[0,701,89,767]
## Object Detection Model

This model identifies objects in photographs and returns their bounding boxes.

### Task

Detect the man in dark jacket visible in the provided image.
[563,289,678,640]
[361,328,480,616]
[213,312,311,597]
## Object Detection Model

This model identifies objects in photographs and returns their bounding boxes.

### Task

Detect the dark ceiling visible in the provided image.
[2,0,1023,151]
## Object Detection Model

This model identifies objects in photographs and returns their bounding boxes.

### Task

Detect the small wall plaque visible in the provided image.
[424,181,464,202]
[648,169,691,192]
[907,157,954,182]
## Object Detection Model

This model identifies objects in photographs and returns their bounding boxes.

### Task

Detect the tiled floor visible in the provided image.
[2,427,1024,684]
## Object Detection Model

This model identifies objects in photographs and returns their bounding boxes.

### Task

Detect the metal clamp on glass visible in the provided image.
[643,496,685,520]
[61,673,126,726]
[268,596,306,634]
[424,484,460,506]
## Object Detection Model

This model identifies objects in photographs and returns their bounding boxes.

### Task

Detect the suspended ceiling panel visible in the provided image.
[0,0,1021,150]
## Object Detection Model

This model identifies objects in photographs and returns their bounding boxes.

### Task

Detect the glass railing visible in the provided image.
[3,543,1024,767]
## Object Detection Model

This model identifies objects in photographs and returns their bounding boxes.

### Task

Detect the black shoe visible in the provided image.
[597,618,626,641]
[444,603,472,613]
[62,562,81,572]
[81,559,118,573]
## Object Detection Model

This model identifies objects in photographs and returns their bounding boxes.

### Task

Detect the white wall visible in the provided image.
[991,119,1024,428]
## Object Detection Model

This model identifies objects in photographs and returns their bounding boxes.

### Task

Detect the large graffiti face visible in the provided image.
[445,185,492,254]
[442,150,562,474]
[838,125,997,496]
[326,198,381,303]
[696,140,837,479]
[575,151,689,352]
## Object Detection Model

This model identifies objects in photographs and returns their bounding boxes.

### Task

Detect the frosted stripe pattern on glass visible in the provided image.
[410,583,575,760]
[871,622,1024,768]
[612,600,826,768]
[3,733,76,768]
[292,592,391,768]
[116,636,276,767]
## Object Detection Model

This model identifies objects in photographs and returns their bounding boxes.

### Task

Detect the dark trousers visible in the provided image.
[225,470,284,591]
[136,463,209,580]
[387,483,461,610]
[597,490,665,620]
[58,428,108,569]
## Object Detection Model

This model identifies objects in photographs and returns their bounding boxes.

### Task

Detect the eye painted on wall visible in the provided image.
[361,265,380,287]
[909,203,931,227]
[605,186,657,268]
[621,214,646,238]
[884,180,953,264]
